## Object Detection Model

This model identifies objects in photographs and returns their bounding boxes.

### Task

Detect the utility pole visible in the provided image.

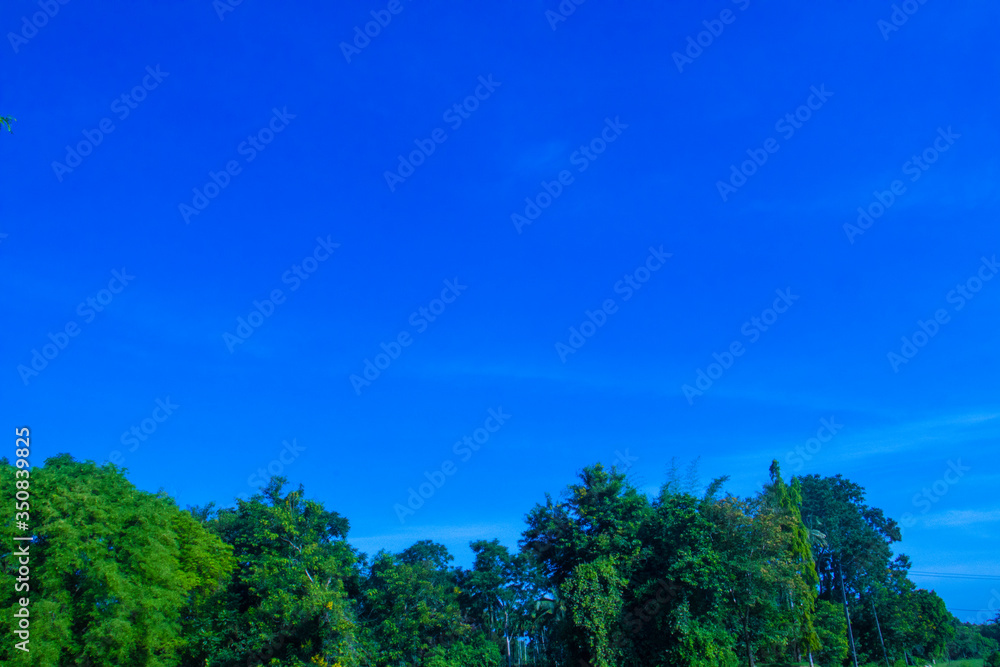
[838,560,860,667]
[872,597,890,667]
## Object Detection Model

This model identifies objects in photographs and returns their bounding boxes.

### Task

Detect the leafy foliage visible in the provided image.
[186,477,361,666]
[0,455,233,666]
[1,455,988,667]
[814,598,850,667]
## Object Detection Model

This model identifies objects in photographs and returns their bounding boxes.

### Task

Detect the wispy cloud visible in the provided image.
[733,411,1000,467]
[834,412,1000,461]
[922,509,1000,528]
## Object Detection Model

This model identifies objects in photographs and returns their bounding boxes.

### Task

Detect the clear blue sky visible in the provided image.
[3,0,998,622]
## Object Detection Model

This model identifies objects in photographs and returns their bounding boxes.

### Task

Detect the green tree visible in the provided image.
[0,455,233,666]
[983,612,1000,644]
[905,589,954,661]
[1,115,14,132]
[762,462,821,663]
[799,474,902,667]
[705,493,796,667]
[1,452,965,667]
[560,555,627,667]
[948,620,999,659]
[814,598,850,667]
[460,539,538,666]
[626,479,737,667]
[358,540,493,666]
[187,477,362,666]
[521,463,650,665]
[522,464,650,586]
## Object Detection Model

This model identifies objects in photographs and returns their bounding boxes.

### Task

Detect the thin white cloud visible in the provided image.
[731,410,1000,467]
[922,509,1000,528]
[833,412,1000,460]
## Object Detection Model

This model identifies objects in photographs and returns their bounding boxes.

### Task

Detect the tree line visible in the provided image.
[1,454,998,666]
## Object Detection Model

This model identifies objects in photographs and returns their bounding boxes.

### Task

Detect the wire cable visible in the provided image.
[910,571,1000,580]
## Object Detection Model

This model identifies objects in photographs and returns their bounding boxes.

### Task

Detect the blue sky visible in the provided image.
[3,0,999,621]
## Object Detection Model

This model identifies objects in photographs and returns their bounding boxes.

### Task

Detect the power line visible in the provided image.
[910,571,1000,581]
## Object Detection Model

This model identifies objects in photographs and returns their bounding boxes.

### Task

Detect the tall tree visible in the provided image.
[187,477,362,666]
[852,555,915,664]
[460,539,537,666]
[905,589,955,661]
[520,464,650,665]
[763,462,820,663]
[627,480,738,667]
[813,599,850,667]
[799,474,902,667]
[521,463,650,587]
[358,540,499,667]
[0,455,233,666]
[705,493,796,666]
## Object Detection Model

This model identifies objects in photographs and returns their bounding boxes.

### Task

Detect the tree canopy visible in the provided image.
[1,455,990,667]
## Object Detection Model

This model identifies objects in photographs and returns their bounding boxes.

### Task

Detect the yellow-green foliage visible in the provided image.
[0,455,234,666]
